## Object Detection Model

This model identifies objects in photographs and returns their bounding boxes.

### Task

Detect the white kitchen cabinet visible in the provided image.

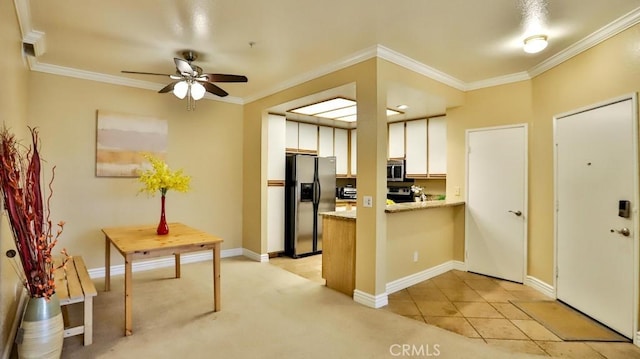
[388,122,405,159]
[318,126,334,157]
[428,116,447,176]
[267,114,286,180]
[298,122,318,152]
[334,128,349,176]
[285,121,318,153]
[285,121,299,151]
[405,119,427,177]
[350,129,357,176]
[267,186,285,253]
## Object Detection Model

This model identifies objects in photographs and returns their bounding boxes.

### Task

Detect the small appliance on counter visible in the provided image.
[387,186,413,203]
[337,185,357,199]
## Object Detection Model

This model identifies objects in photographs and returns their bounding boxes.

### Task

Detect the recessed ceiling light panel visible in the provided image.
[290,98,356,116]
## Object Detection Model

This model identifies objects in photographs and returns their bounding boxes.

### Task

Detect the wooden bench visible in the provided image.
[54,256,97,346]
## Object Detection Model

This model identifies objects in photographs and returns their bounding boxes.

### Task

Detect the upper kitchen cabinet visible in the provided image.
[427,116,447,177]
[268,114,286,181]
[403,116,447,178]
[388,122,405,159]
[285,120,299,150]
[334,128,349,177]
[285,120,318,154]
[350,129,357,176]
[405,119,428,177]
[298,123,318,152]
[318,126,334,157]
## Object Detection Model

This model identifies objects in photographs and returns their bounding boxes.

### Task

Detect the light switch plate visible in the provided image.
[363,196,373,207]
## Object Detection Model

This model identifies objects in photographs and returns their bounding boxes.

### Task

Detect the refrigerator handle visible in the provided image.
[313,178,321,205]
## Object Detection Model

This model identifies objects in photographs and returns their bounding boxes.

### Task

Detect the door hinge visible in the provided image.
[465,250,468,260]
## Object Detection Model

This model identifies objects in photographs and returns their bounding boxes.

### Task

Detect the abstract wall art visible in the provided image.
[96,110,168,177]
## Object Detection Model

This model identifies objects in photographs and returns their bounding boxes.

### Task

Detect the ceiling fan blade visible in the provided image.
[201,82,228,97]
[121,70,173,77]
[202,73,248,83]
[174,58,194,76]
[158,81,178,93]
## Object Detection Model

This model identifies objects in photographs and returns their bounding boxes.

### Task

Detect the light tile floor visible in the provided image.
[270,254,640,359]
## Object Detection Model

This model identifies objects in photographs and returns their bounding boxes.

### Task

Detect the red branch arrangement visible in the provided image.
[0,127,66,300]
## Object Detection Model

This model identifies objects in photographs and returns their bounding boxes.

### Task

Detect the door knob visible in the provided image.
[508,210,522,217]
[610,228,631,237]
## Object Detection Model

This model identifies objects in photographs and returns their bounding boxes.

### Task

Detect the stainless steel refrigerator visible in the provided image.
[285,154,336,258]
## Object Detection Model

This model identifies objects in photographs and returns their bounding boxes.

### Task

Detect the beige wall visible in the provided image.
[446,24,640,285]
[386,206,459,283]
[0,2,30,351]
[527,24,640,283]
[26,72,244,271]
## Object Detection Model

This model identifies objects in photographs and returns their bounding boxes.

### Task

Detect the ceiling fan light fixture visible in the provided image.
[173,81,188,99]
[523,35,548,53]
[190,82,206,100]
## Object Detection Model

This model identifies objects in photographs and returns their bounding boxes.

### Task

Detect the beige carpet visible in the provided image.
[511,300,629,342]
[54,257,550,358]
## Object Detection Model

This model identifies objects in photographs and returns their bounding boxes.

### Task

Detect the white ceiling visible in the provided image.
[15,0,640,120]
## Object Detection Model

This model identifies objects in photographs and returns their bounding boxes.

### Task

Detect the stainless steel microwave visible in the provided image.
[387,160,405,182]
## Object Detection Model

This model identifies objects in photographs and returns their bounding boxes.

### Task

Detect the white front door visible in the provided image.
[555,96,638,338]
[466,125,527,283]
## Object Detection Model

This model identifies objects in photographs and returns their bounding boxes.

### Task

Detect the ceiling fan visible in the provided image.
[122,50,247,109]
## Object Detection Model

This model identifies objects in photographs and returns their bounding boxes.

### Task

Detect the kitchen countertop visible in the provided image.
[385,200,465,213]
[320,200,464,220]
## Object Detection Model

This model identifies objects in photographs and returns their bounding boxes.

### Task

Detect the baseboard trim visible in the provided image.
[353,289,388,309]
[386,260,459,294]
[452,260,466,271]
[2,289,28,359]
[88,247,244,279]
[242,248,269,262]
[524,275,555,298]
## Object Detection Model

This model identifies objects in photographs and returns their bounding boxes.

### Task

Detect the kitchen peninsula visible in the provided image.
[320,200,465,297]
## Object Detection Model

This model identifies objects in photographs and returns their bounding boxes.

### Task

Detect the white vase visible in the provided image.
[17,293,64,359]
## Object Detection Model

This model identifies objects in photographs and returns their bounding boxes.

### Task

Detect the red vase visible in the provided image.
[157,194,169,235]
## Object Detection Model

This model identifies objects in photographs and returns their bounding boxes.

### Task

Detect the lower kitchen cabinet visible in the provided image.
[321,215,356,296]
[267,186,285,253]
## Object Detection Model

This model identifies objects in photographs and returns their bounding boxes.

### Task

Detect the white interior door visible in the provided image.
[466,125,527,283]
[555,97,637,338]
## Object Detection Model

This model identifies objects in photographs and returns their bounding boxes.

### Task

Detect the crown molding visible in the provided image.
[465,71,531,91]
[243,45,378,104]
[28,59,244,105]
[376,45,467,91]
[528,7,640,78]
[13,0,31,38]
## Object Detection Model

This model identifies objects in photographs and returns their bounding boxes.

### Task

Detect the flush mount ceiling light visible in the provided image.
[523,34,548,53]
[289,97,402,123]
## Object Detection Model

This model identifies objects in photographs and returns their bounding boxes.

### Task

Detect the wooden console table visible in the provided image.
[102,222,223,336]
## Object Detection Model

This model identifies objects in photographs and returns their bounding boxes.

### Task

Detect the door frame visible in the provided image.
[465,123,529,283]
[553,93,639,344]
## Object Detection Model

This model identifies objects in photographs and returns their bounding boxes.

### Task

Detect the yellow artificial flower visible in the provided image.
[137,154,191,196]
